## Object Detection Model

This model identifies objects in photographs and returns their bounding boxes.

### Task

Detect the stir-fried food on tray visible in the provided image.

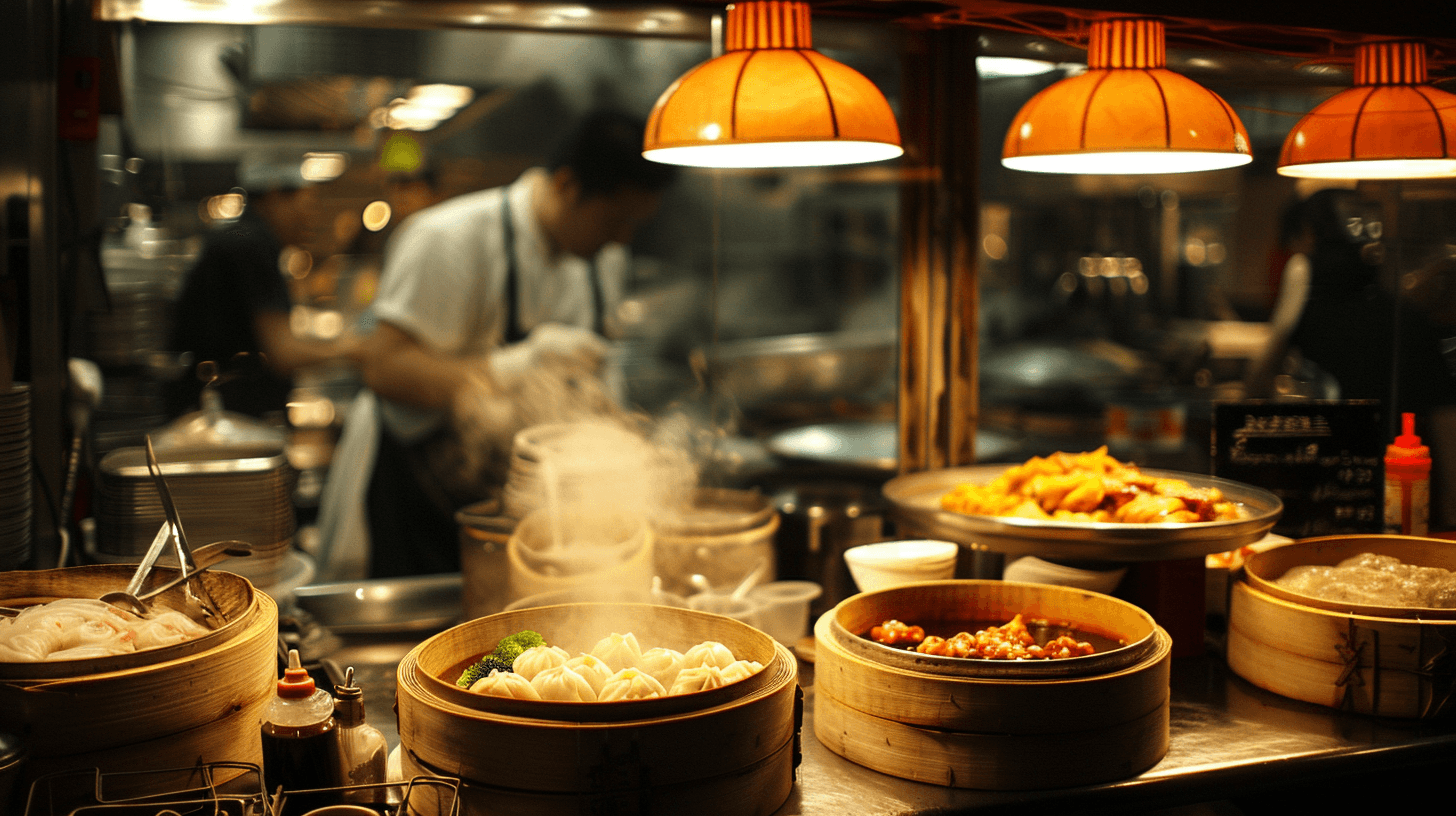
[940,447,1242,523]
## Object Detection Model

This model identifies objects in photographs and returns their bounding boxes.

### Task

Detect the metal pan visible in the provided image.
[884,465,1282,562]
[293,574,463,635]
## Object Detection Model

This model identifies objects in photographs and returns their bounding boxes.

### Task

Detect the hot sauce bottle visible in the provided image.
[1384,412,1431,536]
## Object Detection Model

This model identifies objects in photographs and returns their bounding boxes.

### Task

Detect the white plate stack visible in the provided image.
[0,384,30,569]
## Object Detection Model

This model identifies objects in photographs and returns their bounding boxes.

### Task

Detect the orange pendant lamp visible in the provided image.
[1002,18,1252,174]
[1278,41,1456,179]
[642,1,902,168]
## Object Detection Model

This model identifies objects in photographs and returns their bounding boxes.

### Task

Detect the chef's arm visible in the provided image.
[357,321,489,411]
[253,311,364,375]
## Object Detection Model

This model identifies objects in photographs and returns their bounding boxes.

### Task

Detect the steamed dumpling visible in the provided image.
[638,647,685,690]
[668,665,727,696]
[682,640,736,670]
[513,644,570,681]
[598,667,667,701]
[563,653,612,695]
[720,659,763,684]
[590,632,643,672]
[531,664,598,702]
[469,669,543,699]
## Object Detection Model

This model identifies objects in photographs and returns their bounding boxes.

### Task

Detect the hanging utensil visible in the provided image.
[145,434,226,623]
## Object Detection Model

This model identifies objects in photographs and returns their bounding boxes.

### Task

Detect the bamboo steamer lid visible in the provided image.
[813,580,1171,789]
[395,603,800,812]
[0,566,276,793]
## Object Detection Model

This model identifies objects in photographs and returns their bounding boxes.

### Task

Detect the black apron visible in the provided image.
[366,188,602,578]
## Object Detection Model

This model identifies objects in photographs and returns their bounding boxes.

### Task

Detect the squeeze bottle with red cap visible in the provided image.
[261,648,341,815]
[1385,412,1431,536]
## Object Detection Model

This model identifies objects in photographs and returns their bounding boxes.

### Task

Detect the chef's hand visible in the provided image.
[490,322,608,380]
[526,323,608,372]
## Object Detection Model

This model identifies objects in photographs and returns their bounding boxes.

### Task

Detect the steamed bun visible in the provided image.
[564,653,613,695]
[682,640,736,670]
[469,669,543,700]
[590,632,643,672]
[513,644,570,681]
[668,665,727,696]
[639,647,686,689]
[531,664,598,702]
[598,667,667,701]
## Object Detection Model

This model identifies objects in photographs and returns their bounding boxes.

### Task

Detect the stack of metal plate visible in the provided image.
[0,384,31,569]
[93,446,296,584]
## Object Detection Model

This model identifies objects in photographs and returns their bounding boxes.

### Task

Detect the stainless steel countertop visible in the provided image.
[323,633,1456,815]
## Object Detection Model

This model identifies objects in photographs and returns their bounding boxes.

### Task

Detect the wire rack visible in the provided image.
[22,762,460,816]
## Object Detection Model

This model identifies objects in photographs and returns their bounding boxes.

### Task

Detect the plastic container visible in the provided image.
[1385,412,1431,536]
[332,667,387,803]
[748,581,823,646]
[262,649,341,816]
[843,540,958,592]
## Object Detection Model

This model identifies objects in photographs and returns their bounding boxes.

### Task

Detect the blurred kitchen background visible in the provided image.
[46,7,1456,586]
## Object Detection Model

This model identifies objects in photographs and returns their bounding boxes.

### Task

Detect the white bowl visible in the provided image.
[747,580,823,646]
[1002,556,1127,595]
[843,540,958,592]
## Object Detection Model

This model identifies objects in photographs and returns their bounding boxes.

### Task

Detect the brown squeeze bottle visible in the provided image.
[261,648,342,816]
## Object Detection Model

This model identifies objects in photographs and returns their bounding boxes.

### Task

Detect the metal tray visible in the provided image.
[293,573,463,635]
[883,465,1282,562]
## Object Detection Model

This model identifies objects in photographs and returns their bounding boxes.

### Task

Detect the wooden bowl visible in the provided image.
[1243,534,1456,619]
[0,564,257,679]
[827,579,1158,679]
[0,566,276,794]
[396,602,801,812]
[814,581,1171,789]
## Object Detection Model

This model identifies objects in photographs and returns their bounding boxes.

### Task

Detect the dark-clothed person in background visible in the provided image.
[1283,188,1456,420]
[166,156,360,420]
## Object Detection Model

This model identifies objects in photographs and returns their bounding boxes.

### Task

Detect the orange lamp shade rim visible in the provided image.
[1278,84,1456,169]
[1002,67,1251,170]
[644,46,901,168]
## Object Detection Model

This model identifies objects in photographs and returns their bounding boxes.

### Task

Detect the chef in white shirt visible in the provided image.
[318,110,676,579]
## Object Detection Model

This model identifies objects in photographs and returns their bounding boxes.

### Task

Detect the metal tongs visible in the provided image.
[100,436,229,623]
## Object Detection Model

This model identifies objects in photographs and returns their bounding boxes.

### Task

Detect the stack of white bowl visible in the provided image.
[843,540,959,592]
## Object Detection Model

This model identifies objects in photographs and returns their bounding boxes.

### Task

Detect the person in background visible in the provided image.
[318,110,676,579]
[166,155,361,421]
[1281,187,1456,420]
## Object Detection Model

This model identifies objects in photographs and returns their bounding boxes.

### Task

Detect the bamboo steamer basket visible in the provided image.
[1228,535,1456,718]
[0,565,276,792]
[396,603,800,815]
[505,507,655,607]
[814,580,1171,790]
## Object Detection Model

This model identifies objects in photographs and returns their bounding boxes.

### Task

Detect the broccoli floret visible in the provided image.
[490,630,545,666]
[456,655,513,689]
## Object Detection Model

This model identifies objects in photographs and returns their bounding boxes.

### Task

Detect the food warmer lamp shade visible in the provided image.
[1278,41,1456,179]
[1001,18,1253,175]
[642,0,903,168]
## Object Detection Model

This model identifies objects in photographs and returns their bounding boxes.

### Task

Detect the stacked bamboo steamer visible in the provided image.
[1228,534,1456,718]
[814,580,1171,790]
[0,565,277,796]
[396,602,800,816]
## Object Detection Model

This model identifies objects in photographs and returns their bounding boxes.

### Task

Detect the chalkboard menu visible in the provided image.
[1211,401,1383,538]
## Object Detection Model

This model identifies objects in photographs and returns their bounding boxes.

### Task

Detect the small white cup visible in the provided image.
[688,592,762,628]
[748,580,823,646]
[844,540,958,592]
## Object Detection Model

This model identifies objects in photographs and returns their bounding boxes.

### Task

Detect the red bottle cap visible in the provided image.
[1386,412,1430,462]
[277,648,316,699]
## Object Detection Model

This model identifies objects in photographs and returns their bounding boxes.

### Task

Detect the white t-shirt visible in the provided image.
[372,167,627,440]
